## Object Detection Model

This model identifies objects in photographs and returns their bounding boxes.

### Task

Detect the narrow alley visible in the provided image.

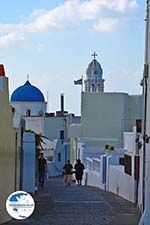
[4,177,140,225]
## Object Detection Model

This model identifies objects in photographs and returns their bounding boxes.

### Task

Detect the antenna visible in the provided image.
[47,91,49,113]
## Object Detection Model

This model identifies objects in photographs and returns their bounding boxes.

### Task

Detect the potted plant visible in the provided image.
[108,145,115,151]
[105,144,110,151]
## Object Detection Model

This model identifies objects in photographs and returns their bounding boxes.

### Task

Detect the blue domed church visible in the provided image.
[11,80,47,116]
[10,78,80,177]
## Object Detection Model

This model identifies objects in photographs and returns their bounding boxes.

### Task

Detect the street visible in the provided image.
[4,177,140,225]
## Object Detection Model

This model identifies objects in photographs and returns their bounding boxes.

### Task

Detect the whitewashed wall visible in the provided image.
[81,92,142,148]
[84,152,137,203]
[44,117,64,139]
[81,92,128,141]
[68,123,81,138]
[85,155,112,190]
[108,165,136,203]
[85,170,105,190]
[24,117,44,134]
[11,102,46,116]
[22,132,35,193]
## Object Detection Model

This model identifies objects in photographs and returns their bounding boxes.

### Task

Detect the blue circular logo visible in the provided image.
[6,191,35,220]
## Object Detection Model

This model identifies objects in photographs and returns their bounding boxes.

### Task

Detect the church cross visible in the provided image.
[92,52,98,60]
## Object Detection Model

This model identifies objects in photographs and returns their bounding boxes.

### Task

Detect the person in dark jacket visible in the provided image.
[38,152,47,188]
[74,159,85,186]
[63,160,73,186]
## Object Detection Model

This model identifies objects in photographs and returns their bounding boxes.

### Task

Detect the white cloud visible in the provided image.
[93,17,119,32]
[0,0,139,47]
[0,32,26,47]
[27,0,139,32]
[0,23,24,33]
[129,0,139,9]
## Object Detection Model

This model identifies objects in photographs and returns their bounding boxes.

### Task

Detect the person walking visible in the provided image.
[74,159,85,186]
[63,160,73,186]
[38,152,48,188]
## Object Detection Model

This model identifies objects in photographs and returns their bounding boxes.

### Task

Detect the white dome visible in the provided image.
[86,59,103,80]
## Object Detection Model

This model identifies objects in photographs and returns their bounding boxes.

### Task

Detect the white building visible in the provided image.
[11,80,47,116]
[69,55,142,164]
[84,126,139,203]
[81,92,142,146]
[0,64,22,224]
[10,82,80,175]
[139,1,150,224]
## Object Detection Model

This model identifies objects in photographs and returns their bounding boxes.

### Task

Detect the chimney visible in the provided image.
[0,64,5,76]
[56,94,68,117]
[61,93,64,112]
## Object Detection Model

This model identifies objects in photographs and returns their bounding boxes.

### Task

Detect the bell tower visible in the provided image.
[84,52,105,93]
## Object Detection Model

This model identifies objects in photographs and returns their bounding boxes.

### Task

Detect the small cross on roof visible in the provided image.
[92,52,98,60]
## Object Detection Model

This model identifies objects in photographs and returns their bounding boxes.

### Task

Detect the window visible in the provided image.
[134,156,140,181]
[58,153,61,162]
[119,157,124,165]
[39,111,44,116]
[92,84,95,92]
[124,154,132,176]
[47,156,53,162]
[26,109,31,116]
[12,107,15,113]
[97,84,100,92]
[60,130,64,140]
[136,119,142,133]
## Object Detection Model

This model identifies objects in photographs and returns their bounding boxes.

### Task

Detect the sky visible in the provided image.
[0,0,146,115]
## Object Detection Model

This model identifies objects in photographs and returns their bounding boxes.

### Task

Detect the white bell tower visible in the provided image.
[84,52,105,93]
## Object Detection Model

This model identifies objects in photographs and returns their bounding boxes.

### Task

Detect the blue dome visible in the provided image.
[11,81,45,102]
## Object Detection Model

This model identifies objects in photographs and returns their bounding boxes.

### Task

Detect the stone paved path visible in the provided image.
[4,177,140,225]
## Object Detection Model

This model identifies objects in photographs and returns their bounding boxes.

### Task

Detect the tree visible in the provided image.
[25,130,47,157]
